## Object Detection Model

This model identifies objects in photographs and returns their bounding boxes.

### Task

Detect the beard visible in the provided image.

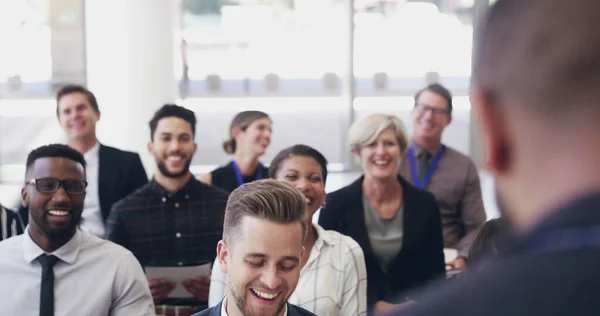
[230,285,287,316]
[155,153,192,178]
[30,207,82,239]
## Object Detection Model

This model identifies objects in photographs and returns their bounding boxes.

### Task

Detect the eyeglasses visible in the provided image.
[26,178,87,195]
[415,103,450,116]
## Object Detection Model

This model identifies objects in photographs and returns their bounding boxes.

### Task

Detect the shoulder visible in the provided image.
[193,178,230,200]
[442,145,476,167]
[0,234,24,253]
[327,177,362,203]
[288,303,318,316]
[83,233,135,258]
[110,183,153,211]
[192,304,220,316]
[99,144,141,161]
[211,162,234,176]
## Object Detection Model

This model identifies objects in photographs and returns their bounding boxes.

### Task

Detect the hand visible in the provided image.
[374,300,416,315]
[447,257,467,269]
[182,276,211,301]
[148,278,176,304]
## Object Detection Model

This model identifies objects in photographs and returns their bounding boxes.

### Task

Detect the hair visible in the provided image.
[474,0,600,117]
[414,83,453,115]
[25,144,86,175]
[223,179,308,246]
[468,217,510,265]
[223,111,270,154]
[348,113,409,154]
[149,104,197,140]
[268,144,329,184]
[55,84,100,116]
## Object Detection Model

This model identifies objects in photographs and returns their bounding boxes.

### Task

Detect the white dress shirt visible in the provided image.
[209,224,368,316]
[0,228,155,316]
[80,142,105,238]
[220,296,288,316]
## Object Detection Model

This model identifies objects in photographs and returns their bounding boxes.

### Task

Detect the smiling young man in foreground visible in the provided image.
[194,179,316,316]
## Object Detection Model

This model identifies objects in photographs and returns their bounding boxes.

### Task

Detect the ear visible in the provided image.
[21,186,29,208]
[352,149,362,161]
[471,88,511,174]
[217,240,229,274]
[147,141,153,155]
[95,110,101,122]
[231,126,242,139]
[193,142,198,156]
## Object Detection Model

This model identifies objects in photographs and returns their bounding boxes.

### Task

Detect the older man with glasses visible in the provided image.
[398,83,487,270]
[0,144,154,316]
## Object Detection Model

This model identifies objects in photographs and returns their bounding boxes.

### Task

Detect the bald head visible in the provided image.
[475,0,600,118]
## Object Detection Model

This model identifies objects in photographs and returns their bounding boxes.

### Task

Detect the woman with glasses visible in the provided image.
[200,111,272,193]
[319,113,445,315]
[208,144,368,316]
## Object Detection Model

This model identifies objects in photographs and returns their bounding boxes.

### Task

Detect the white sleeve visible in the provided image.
[110,252,155,316]
[209,257,229,307]
[339,237,368,316]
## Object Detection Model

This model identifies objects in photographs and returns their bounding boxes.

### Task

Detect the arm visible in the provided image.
[105,207,129,249]
[456,161,487,259]
[340,239,368,316]
[208,258,228,307]
[317,195,340,231]
[110,252,155,316]
[199,172,213,186]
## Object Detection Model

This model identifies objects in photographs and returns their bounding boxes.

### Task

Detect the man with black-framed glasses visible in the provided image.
[0,144,154,316]
[399,83,486,270]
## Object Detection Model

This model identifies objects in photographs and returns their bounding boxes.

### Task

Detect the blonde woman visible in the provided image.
[319,113,445,315]
[200,111,272,193]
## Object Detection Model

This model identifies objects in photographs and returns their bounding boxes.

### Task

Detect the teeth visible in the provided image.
[252,289,279,300]
[305,197,312,204]
[167,156,182,162]
[374,160,389,166]
[48,210,69,216]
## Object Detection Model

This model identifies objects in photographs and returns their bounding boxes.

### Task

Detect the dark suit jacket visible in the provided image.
[392,192,600,316]
[19,144,147,225]
[193,300,316,316]
[319,175,445,313]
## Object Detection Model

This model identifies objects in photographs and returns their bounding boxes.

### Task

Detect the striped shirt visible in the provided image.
[208,224,368,316]
[1,205,24,241]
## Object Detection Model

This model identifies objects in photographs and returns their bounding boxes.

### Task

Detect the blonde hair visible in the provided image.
[222,111,271,154]
[348,113,409,154]
[223,179,308,245]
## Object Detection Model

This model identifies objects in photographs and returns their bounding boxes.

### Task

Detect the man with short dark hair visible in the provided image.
[20,85,148,238]
[399,83,486,268]
[107,104,229,315]
[193,179,316,316]
[393,0,600,315]
[0,144,154,315]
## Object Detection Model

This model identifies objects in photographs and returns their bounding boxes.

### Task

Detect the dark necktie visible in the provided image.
[38,254,59,316]
[418,151,432,182]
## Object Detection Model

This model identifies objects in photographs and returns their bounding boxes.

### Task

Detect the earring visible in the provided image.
[321,201,327,209]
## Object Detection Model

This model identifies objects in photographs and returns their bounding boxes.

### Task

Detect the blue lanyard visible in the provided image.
[407,145,445,190]
[231,161,263,187]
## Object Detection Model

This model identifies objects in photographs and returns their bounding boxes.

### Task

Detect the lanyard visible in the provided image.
[231,161,263,187]
[407,145,445,189]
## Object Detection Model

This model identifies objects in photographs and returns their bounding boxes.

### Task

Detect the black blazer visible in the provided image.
[318,175,445,312]
[20,144,148,225]
[193,300,316,316]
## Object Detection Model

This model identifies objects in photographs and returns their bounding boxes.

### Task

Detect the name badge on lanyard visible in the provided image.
[407,146,445,190]
[232,161,264,187]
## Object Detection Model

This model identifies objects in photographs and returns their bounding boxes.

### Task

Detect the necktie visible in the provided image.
[418,151,432,182]
[38,254,59,316]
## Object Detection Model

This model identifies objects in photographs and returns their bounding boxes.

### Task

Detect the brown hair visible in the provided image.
[222,111,270,154]
[223,179,308,245]
[56,84,100,117]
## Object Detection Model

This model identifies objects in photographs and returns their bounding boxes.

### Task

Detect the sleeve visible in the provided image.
[110,252,155,316]
[105,206,129,248]
[208,257,229,307]
[317,194,341,231]
[340,238,368,316]
[457,161,487,258]
[127,154,148,194]
[423,194,447,282]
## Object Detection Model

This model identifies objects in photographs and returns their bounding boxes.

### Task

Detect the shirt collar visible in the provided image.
[23,227,82,265]
[222,296,288,316]
[410,139,442,158]
[82,142,101,160]
[313,223,335,250]
[149,175,197,199]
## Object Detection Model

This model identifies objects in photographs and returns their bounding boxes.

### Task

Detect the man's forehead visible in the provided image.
[27,157,85,179]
